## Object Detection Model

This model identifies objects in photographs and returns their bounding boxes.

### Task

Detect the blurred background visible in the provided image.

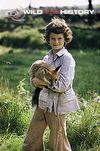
[0,0,100,50]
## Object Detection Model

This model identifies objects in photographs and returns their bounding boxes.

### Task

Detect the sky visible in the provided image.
[0,0,99,10]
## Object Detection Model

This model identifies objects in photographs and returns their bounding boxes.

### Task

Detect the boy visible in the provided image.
[23,17,80,151]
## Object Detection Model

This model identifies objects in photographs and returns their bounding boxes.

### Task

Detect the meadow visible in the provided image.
[0,49,99,98]
[0,49,100,151]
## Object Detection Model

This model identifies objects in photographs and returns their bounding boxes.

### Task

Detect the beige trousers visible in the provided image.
[22,107,72,151]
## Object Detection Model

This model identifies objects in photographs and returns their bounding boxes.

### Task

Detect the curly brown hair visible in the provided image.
[44,17,73,45]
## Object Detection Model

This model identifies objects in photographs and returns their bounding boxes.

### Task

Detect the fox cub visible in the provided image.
[29,60,61,107]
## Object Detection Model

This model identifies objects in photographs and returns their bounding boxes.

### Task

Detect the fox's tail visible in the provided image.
[31,87,42,107]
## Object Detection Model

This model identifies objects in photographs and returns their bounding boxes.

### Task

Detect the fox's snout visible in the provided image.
[48,65,61,88]
[51,65,61,80]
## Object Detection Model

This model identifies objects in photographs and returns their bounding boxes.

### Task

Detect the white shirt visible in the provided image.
[39,47,80,115]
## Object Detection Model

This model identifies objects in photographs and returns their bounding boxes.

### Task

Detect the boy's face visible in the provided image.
[49,33,65,51]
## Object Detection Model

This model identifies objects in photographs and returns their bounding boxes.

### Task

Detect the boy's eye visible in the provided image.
[51,38,55,40]
[51,37,62,41]
[58,38,62,40]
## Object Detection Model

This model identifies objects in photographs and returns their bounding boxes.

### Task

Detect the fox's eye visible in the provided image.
[49,79,52,82]
[50,79,52,83]
[55,79,57,82]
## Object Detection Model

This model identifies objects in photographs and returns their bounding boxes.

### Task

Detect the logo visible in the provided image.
[8,7,25,22]
[8,7,94,22]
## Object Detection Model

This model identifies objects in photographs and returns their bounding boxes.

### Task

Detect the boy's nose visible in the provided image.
[54,39,59,44]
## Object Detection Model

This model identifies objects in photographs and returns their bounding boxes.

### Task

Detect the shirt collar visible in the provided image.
[48,47,68,57]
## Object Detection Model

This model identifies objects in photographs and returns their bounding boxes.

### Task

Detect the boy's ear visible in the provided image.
[54,65,62,72]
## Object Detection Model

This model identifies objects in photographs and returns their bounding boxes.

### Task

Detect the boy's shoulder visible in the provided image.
[43,48,75,62]
[61,49,75,65]
[60,49,74,60]
[43,51,51,61]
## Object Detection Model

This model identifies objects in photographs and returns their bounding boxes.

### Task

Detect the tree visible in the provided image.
[88,0,94,25]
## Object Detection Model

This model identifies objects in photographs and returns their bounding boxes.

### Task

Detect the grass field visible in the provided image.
[0,49,100,151]
[0,49,99,98]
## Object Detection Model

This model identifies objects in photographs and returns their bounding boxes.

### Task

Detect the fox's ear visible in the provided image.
[54,65,62,72]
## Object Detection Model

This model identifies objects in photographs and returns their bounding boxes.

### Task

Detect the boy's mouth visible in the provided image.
[53,45,59,46]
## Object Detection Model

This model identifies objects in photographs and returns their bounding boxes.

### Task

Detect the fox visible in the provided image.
[29,60,61,107]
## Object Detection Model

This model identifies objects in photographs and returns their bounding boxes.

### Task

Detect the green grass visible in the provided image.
[0,49,100,151]
[0,84,99,151]
[0,50,46,90]
[67,95,100,151]
[0,80,32,135]
[0,134,24,151]
[0,49,99,98]
[73,50,100,99]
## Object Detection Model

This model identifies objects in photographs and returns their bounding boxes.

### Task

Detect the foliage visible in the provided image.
[70,27,100,50]
[67,94,100,151]
[0,19,100,50]
[0,80,99,150]
[0,79,32,135]
[0,134,23,151]
[31,17,46,27]
[0,28,46,49]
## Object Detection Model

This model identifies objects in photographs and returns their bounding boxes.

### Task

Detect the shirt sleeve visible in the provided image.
[48,54,75,93]
[43,55,48,62]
